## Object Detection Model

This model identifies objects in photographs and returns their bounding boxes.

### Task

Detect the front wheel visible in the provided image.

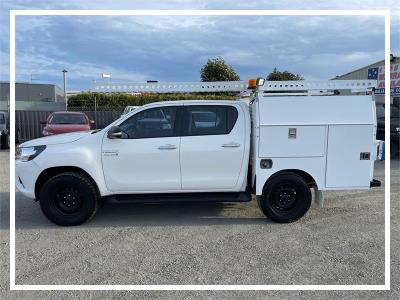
[39,172,100,226]
[259,173,311,223]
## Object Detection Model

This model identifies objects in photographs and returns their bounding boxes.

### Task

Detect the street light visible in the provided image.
[62,69,68,111]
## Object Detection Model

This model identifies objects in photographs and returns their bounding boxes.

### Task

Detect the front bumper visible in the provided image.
[15,159,42,199]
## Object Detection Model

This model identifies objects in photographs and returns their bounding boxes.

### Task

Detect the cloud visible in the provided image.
[14,50,150,87]
[1,0,398,90]
[9,14,386,88]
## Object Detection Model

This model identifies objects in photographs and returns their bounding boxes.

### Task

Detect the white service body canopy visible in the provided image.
[257,95,375,126]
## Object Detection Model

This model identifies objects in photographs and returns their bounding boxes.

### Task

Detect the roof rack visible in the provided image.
[92,81,248,93]
[91,80,376,94]
[259,80,376,92]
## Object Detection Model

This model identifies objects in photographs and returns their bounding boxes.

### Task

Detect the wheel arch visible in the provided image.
[35,166,100,199]
[265,169,318,190]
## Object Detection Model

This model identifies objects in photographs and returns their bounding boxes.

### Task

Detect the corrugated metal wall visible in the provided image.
[16,110,123,142]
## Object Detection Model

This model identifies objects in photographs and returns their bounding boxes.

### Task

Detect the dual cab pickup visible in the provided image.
[15,79,381,226]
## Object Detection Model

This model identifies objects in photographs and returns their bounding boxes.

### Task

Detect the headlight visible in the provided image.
[396,127,400,134]
[16,145,46,161]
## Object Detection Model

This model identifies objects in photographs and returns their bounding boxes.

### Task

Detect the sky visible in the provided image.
[0,0,399,91]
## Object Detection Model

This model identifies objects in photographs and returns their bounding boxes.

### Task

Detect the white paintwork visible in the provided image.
[102,136,182,192]
[325,125,375,188]
[15,80,378,203]
[254,156,328,194]
[257,95,375,126]
[16,132,110,197]
[21,131,90,147]
[102,102,182,192]
[253,92,376,193]
[179,102,249,191]
[15,159,41,199]
[258,125,327,158]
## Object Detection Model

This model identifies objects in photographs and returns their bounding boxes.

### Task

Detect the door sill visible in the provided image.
[106,192,252,203]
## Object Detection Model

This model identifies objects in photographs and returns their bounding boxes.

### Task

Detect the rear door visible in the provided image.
[179,104,246,190]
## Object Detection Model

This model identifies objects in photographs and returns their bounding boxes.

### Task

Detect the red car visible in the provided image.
[41,111,95,136]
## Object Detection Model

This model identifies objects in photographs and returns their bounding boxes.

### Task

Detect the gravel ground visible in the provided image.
[0,149,399,299]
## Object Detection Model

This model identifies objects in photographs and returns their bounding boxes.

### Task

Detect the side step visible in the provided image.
[108,192,252,204]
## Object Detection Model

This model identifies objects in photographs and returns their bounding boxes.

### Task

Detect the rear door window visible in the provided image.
[182,105,238,136]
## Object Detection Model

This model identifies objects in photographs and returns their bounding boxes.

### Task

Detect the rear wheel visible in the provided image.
[259,173,311,223]
[39,172,100,226]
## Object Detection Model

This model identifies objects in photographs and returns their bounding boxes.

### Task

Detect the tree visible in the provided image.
[266,67,304,81]
[200,57,240,81]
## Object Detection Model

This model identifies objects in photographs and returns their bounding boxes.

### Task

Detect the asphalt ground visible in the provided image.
[0,149,399,299]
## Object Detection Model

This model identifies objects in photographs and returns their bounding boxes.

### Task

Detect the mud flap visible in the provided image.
[314,187,325,208]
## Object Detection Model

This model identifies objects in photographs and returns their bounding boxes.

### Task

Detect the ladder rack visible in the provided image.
[259,80,376,92]
[91,80,376,93]
[92,81,248,93]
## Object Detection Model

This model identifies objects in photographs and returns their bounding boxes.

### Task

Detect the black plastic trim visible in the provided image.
[107,192,252,203]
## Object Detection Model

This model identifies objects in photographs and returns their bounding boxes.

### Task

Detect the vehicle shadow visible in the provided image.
[92,201,269,228]
[6,193,271,229]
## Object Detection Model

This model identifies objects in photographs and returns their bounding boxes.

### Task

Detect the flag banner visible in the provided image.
[370,64,400,94]
[368,67,378,79]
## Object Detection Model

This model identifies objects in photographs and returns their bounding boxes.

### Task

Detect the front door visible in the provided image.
[102,105,181,192]
[179,104,246,190]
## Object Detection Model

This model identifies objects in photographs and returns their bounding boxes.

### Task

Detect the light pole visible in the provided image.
[62,69,68,111]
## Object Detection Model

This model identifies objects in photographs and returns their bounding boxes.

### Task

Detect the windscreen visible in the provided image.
[49,114,87,125]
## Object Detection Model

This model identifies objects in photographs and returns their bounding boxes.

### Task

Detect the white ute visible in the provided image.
[16,79,382,226]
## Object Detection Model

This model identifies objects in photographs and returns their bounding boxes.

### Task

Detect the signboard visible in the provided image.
[368,63,400,95]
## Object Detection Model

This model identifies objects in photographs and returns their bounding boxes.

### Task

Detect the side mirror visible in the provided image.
[107,126,128,139]
[40,120,46,125]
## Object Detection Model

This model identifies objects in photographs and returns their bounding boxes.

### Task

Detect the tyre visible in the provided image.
[39,172,100,226]
[259,173,311,223]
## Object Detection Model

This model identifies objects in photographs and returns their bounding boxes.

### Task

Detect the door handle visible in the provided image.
[158,144,177,150]
[221,142,241,148]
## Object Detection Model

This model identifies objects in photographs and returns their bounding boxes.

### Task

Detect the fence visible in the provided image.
[16,109,123,142]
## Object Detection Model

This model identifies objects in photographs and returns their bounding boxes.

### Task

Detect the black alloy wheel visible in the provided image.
[259,173,312,223]
[39,172,100,226]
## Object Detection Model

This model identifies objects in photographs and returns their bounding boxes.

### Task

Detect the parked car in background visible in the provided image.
[376,104,400,158]
[0,111,9,149]
[122,106,140,116]
[41,111,95,136]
